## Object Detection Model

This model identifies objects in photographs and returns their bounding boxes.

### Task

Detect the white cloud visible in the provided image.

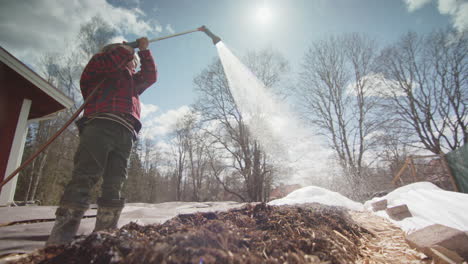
[454,3,468,31]
[404,0,432,12]
[438,0,459,13]
[0,0,162,65]
[140,102,159,119]
[439,0,468,31]
[345,73,405,97]
[140,105,192,139]
[165,24,175,34]
[155,140,172,154]
[132,7,146,17]
[402,0,468,32]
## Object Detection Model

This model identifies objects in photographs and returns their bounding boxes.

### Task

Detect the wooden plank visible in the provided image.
[411,154,440,159]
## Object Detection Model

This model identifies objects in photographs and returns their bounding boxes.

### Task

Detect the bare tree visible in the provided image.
[194,49,288,202]
[296,34,383,192]
[170,118,189,201]
[430,30,467,147]
[378,29,467,154]
[78,16,118,59]
[166,111,211,201]
[244,48,290,97]
[184,116,210,201]
[24,121,51,201]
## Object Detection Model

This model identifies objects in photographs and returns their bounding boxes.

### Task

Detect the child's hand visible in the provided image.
[137,37,149,50]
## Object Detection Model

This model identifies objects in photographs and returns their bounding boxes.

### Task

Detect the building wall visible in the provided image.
[0,87,22,182]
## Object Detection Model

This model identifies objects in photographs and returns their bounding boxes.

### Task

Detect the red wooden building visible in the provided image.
[270,183,303,200]
[0,46,74,205]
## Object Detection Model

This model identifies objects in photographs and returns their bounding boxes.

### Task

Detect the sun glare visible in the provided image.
[257,6,272,24]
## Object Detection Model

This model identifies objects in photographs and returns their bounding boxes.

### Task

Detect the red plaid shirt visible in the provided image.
[80,46,157,133]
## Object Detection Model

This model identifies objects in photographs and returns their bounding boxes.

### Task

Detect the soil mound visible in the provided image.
[14,203,371,264]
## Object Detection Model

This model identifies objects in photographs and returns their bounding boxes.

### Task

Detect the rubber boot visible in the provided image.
[46,206,86,246]
[94,198,124,232]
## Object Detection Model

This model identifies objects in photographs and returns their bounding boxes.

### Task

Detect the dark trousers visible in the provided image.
[61,119,133,209]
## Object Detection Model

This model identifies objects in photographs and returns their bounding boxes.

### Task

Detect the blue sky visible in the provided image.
[128,0,454,112]
[1,0,466,138]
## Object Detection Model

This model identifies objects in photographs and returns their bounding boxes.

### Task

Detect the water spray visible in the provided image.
[0,26,222,191]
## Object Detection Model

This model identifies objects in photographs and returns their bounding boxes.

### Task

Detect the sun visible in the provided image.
[256,6,272,24]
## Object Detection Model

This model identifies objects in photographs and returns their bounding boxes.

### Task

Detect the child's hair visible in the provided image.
[132,53,140,68]
[100,43,121,53]
[100,43,139,68]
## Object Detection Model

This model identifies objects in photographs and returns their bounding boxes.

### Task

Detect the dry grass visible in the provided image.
[351,211,431,264]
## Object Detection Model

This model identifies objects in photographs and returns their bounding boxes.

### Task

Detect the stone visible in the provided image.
[406,224,468,261]
[371,199,387,211]
[386,204,412,221]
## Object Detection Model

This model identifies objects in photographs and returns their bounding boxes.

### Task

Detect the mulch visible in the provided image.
[12,203,373,264]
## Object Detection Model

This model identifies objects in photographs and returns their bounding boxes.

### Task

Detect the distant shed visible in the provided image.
[0,46,74,205]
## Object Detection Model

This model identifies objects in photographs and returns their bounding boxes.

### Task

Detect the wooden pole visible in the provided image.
[392,158,410,185]
[409,157,418,181]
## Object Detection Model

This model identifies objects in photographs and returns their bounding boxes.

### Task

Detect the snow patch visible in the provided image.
[268,185,364,211]
[365,182,468,233]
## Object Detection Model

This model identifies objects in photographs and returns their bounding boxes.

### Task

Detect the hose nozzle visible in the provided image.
[198,25,221,45]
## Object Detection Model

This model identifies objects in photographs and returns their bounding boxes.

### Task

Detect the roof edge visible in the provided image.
[0,47,75,109]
